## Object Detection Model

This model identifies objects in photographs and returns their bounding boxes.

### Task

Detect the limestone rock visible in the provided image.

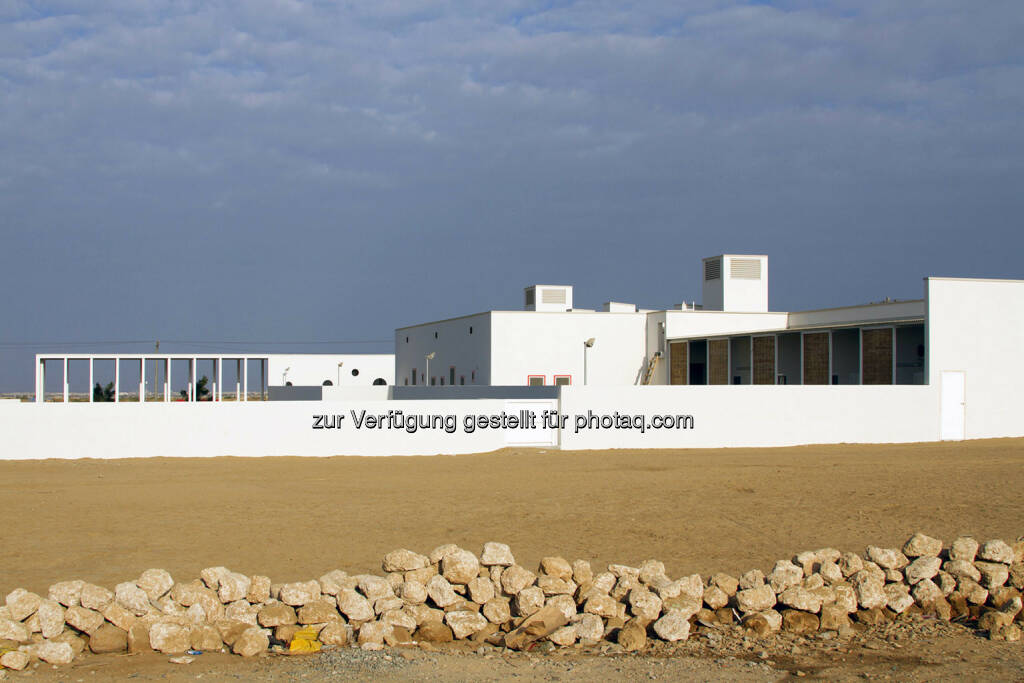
[480,542,515,567]
[64,605,104,635]
[500,565,536,596]
[819,562,843,585]
[912,579,944,607]
[989,623,1022,641]
[0,649,30,670]
[513,586,545,617]
[903,533,943,558]
[937,571,958,596]
[90,623,128,653]
[279,581,321,606]
[794,550,819,576]
[336,590,374,622]
[768,561,803,593]
[943,559,982,581]
[661,595,702,620]
[617,619,647,651]
[441,550,481,586]
[703,585,729,610]
[445,610,488,639]
[36,599,65,639]
[468,577,496,604]
[429,543,461,564]
[425,575,460,609]
[537,576,575,596]
[628,589,663,621]
[676,574,705,601]
[398,581,428,605]
[298,599,339,624]
[778,587,822,613]
[782,609,819,634]
[735,585,776,613]
[224,600,258,625]
[884,583,914,613]
[905,556,942,585]
[415,620,453,642]
[383,549,430,573]
[319,621,350,646]
[541,557,574,581]
[819,601,853,632]
[738,569,766,590]
[406,567,437,585]
[548,624,578,646]
[958,577,989,605]
[136,569,174,603]
[838,553,864,578]
[242,575,269,604]
[115,582,151,616]
[743,609,782,636]
[710,573,739,596]
[653,610,691,642]
[0,617,31,643]
[257,603,297,627]
[217,619,253,646]
[149,621,191,654]
[127,621,152,653]
[979,540,1015,565]
[319,570,350,596]
[482,598,511,624]
[357,620,392,647]
[25,641,74,665]
[200,566,231,589]
[217,572,251,604]
[232,626,269,657]
[190,623,223,651]
[950,537,980,562]
[865,546,909,570]
[48,580,84,608]
[608,564,640,579]
[611,575,641,602]
[571,612,604,641]
[572,559,593,585]
[5,589,41,622]
[851,571,887,610]
[592,572,617,594]
[1010,564,1024,590]
[355,575,393,602]
[832,584,858,613]
[976,561,1010,588]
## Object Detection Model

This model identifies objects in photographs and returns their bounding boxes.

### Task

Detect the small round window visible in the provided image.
[373,378,386,386]
[351,368,359,377]
[285,381,293,387]
[322,380,333,386]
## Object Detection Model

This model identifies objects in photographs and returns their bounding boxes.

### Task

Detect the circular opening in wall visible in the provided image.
[322,380,333,386]
[285,381,293,386]
[373,378,386,386]
[351,368,360,377]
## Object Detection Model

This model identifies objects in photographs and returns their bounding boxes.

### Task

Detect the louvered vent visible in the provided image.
[541,288,566,304]
[525,287,535,307]
[704,259,721,281]
[730,258,762,279]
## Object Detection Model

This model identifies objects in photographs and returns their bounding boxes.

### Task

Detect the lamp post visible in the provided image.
[583,337,595,385]
[425,352,436,386]
[282,367,291,385]
[337,361,344,386]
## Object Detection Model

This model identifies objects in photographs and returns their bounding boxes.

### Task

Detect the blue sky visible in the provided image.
[2,1,1022,391]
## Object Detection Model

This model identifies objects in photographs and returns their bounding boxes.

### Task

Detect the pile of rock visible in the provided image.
[1,533,1023,670]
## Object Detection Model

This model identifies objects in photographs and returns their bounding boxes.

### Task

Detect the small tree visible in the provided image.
[180,375,211,401]
[93,382,115,402]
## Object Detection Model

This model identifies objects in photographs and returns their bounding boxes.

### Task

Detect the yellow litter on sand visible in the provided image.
[289,627,322,653]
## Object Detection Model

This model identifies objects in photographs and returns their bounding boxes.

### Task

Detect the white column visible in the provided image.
[216,358,222,402]
[243,358,248,401]
[261,360,265,400]
[36,358,43,403]
[191,358,197,402]
[89,359,94,402]
[165,359,171,401]
[114,358,120,403]
[235,359,241,401]
[62,357,69,402]
[140,358,146,403]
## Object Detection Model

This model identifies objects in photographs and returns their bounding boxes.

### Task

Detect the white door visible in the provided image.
[940,371,965,441]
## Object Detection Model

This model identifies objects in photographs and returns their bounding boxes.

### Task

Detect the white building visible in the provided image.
[395,255,926,389]
[267,354,394,388]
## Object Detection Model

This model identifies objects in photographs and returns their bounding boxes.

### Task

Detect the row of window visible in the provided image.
[403,368,478,386]
[528,375,571,386]
[403,326,474,345]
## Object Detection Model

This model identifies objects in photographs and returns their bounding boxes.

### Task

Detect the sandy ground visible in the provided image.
[1,438,1023,680]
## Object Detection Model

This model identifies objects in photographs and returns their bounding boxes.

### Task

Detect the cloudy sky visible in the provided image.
[2,1,1022,390]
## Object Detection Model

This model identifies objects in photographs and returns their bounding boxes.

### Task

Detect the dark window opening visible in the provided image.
[469,326,473,334]
[351,369,359,377]
[449,367,455,385]
[322,380,333,386]
[373,378,386,386]
[285,381,293,387]
[434,331,438,339]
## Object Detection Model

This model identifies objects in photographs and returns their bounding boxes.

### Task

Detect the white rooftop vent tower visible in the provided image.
[525,285,573,312]
[701,255,769,312]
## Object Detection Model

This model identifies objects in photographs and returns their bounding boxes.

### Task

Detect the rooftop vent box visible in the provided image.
[701,255,768,312]
[602,302,637,313]
[525,285,573,312]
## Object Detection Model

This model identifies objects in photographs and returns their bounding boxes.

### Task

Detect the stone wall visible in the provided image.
[1,533,1023,670]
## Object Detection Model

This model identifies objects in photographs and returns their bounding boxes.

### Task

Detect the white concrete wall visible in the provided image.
[0,398,557,458]
[663,310,789,340]
[926,277,1024,440]
[395,313,491,387]
[557,385,940,449]
[490,311,648,386]
[788,300,924,328]
[266,354,394,387]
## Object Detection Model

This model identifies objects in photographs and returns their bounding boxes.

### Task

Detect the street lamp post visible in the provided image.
[583,338,595,385]
[425,352,436,386]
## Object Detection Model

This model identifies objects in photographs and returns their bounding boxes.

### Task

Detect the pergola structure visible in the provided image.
[34,354,269,403]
